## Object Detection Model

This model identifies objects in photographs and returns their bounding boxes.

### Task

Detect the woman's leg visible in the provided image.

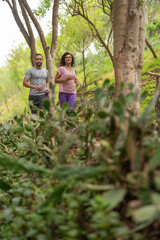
[68,94,76,109]
[59,92,68,107]
[68,94,77,132]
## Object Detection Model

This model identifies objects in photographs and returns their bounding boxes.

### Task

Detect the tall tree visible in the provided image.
[145,0,160,24]
[60,16,93,88]
[63,0,114,65]
[64,0,146,114]
[113,0,145,114]
[2,0,60,104]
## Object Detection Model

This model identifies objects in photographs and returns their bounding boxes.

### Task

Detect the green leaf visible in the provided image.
[58,135,77,162]
[130,219,155,233]
[0,154,51,175]
[148,147,160,172]
[31,114,40,122]
[151,193,160,208]
[39,111,44,118]
[138,188,151,204]
[84,183,114,191]
[94,88,106,107]
[120,82,124,91]
[66,109,77,117]
[125,92,137,106]
[154,172,160,191]
[140,91,148,102]
[76,103,85,114]
[0,179,11,191]
[108,85,115,94]
[53,165,107,180]
[85,107,93,120]
[62,102,69,111]
[128,83,134,91]
[43,99,50,111]
[103,79,110,88]
[98,111,108,118]
[140,91,159,125]
[133,205,157,223]
[113,100,124,115]
[40,184,67,208]
[102,188,126,211]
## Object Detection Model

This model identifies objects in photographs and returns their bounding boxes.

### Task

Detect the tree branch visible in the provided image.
[65,0,114,64]
[21,0,48,53]
[18,0,36,65]
[6,0,30,46]
[51,0,60,59]
[145,37,157,58]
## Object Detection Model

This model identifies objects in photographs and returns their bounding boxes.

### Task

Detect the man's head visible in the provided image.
[34,53,43,68]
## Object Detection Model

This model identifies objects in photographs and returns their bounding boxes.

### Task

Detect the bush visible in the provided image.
[0,82,160,239]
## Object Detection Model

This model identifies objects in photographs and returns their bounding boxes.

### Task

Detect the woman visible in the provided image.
[55,52,78,109]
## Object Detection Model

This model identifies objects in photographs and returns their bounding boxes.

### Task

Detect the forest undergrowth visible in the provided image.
[1,80,160,240]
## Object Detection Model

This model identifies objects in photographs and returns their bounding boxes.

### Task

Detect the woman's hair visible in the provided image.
[60,52,74,66]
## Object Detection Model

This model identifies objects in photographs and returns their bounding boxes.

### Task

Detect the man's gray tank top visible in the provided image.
[25,67,49,96]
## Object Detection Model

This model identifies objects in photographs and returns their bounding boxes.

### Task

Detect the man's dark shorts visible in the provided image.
[29,94,49,114]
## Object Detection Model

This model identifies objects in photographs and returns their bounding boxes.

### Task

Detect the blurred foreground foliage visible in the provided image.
[1,81,160,240]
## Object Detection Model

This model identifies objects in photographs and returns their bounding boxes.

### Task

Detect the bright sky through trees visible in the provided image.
[0,0,51,67]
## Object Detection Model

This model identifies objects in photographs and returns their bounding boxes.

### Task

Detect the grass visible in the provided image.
[142,46,160,73]
[140,47,160,113]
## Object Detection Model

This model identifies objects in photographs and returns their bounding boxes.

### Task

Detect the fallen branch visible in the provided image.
[147,72,160,78]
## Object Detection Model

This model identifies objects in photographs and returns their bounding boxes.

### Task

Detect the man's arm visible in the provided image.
[23,77,42,91]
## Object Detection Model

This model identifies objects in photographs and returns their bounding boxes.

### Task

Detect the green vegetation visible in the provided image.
[1,1,160,239]
[0,84,160,240]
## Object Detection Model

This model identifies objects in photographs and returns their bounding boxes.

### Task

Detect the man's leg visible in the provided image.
[29,95,37,114]
[38,94,49,110]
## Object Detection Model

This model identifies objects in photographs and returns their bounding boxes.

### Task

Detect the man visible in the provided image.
[23,53,49,114]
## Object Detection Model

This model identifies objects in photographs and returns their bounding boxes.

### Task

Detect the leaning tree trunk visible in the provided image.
[145,37,157,59]
[113,0,145,114]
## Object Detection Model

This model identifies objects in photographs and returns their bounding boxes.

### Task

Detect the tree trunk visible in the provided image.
[82,45,87,89]
[3,94,9,112]
[45,47,55,109]
[82,54,86,88]
[145,37,157,58]
[18,0,36,65]
[6,0,36,66]
[113,0,145,114]
[51,0,60,60]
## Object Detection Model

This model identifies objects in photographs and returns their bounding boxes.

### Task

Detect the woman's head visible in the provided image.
[60,52,74,66]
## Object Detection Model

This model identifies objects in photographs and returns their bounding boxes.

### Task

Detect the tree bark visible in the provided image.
[113,0,145,114]
[82,49,87,88]
[18,0,36,65]
[51,0,60,60]
[5,0,30,47]
[21,0,48,53]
